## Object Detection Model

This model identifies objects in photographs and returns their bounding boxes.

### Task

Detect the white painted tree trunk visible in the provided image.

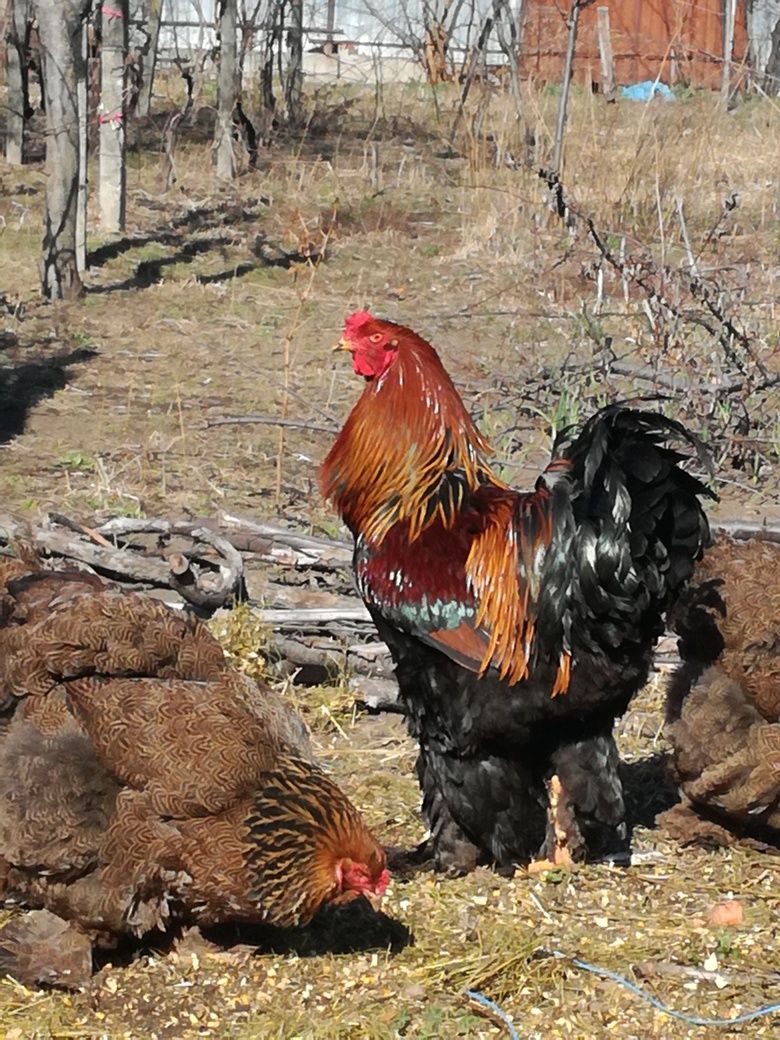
[722,0,737,99]
[99,0,128,232]
[215,0,238,181]
[4,0,31,164]
[747,0,780,93]
[33,0,86,299]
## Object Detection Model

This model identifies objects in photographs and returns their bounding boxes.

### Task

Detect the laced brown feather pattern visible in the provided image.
[0,561,387,982]
[662,535,780,845]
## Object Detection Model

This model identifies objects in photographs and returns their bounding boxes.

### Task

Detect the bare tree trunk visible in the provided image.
[259,2,280,121]
[767,15,780,92]
[215,0,238,180]
[98,0,127,231]
[284,0,303,124]
[238,0,262,80]
[495,0,526,122]
[746,0,780,93]
[33,0,87,300]
[4,0,32,164]
[136,0,163,116]
[721,0,737,100]
[422,0,454,84]
[76,20,88,272]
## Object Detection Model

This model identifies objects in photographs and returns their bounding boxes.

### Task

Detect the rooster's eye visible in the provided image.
[369,333,382,343]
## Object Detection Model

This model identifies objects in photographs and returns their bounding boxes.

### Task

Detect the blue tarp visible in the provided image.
[620,81,675,101]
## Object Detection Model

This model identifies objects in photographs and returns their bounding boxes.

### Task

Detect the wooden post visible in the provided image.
[4,0,31,164]
[76,19,88,272]
[596,5,615,100]
[215,0,238,180]
[33,0,86,299]
[137,0,162,117]
[552,0,594,175]
[721,0,736,100]
[98,0,128,232]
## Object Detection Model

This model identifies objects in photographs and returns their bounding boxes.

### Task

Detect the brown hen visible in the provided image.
[0,563,388,985]
[661,535,780,846]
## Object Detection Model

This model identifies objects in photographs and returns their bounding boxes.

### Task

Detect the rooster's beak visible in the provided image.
[332,337,352,353]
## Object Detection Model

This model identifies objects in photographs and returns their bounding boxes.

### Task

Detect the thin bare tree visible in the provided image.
[552,0,596,174]
[137,0,163,116]
[98,0,128,231]
[4,0,33,164]
[32,0,89,299]
[284,0,303,124]
[215,0,238,179]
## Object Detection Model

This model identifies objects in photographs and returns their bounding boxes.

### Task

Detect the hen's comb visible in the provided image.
[344,310,375,335]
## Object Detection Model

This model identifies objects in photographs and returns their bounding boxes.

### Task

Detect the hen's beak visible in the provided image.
[332,337,352,353]
[364,890,384,912]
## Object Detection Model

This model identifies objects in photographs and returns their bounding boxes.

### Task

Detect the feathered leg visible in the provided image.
[547,723,628,859]
[416,752,481,875]
[417,745,549,872]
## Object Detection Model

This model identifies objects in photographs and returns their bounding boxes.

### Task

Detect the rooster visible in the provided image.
[660,535,780,846]
[322,311,713,873]
[0,561,388,986]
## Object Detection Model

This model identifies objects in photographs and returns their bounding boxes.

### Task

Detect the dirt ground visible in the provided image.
[0,83,779,1038]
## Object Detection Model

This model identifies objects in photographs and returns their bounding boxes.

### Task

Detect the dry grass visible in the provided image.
[0,80,779,1038]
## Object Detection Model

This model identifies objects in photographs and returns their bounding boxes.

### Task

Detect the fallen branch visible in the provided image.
[713,520,780,544]
[204,414,337,433]
[253,606,372,625]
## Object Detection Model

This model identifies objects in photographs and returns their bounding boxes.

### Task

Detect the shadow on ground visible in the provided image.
[621,753,678,837]
[0,344,98,443]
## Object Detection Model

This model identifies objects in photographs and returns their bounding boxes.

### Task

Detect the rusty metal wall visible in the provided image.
[521,0,749,89]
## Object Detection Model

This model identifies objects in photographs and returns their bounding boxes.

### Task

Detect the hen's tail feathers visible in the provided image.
[0,574,226,709]
[542,405,715,656]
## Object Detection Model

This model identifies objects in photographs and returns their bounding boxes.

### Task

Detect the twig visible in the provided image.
[204,414,337,433]
[675,197,699,276]
[47,511,115,549]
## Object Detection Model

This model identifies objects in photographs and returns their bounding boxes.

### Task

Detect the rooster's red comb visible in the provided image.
[344,310,375,336]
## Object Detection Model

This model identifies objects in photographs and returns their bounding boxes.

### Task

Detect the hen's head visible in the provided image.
[331,848,390,908]
[337,310,401,379]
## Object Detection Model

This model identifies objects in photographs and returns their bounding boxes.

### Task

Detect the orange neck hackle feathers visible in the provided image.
[321,314,500,545]
[323,312,572,695]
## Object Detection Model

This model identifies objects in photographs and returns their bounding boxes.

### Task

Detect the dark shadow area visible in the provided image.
[86,231,181,268]
[86,199,272,272]
[90,898,412,981]
[0,346,98,443]
[620,753,679,836]
[88,236,234,293]
[87,224,318,294]
[196,261,258,285]
[204,899,413,958]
